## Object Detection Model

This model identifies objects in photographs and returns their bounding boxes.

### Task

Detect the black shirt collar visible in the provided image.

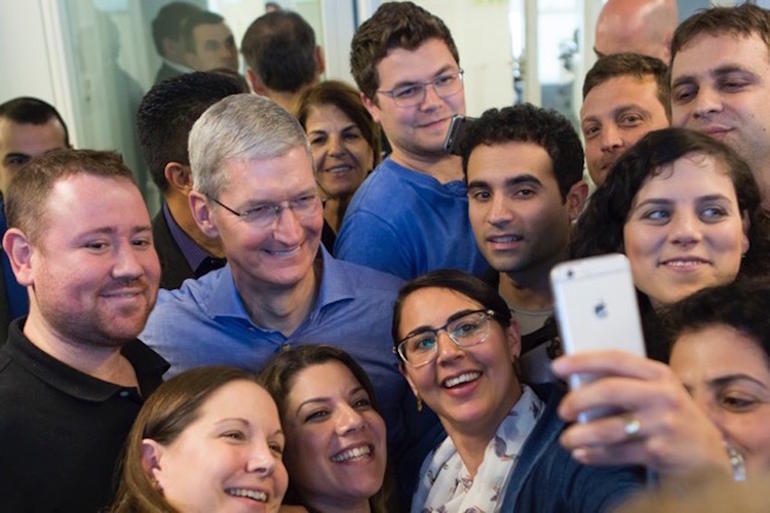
[1,318,168,402]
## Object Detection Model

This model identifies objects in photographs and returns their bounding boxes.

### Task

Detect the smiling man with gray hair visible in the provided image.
[140,94,440,491]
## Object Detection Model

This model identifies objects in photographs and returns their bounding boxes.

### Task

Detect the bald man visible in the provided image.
[594,0,678,62]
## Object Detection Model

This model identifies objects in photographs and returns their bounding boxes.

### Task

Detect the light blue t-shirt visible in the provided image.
[334,158,489,280]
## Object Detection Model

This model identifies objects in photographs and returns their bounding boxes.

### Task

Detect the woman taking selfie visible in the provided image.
[260,345,389,513]
[110,366,287,513]
[295,80,381,236]
[393,270,642,513]
[555,280,770,481]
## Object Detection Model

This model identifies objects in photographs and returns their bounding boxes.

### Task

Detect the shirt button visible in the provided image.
[119,390,130,398]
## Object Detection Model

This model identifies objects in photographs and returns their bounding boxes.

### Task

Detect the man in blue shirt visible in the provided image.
[140,94,440,490]
[334,2,488,280]
[0,97,69,341]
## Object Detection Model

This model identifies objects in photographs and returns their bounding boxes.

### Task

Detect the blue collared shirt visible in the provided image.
[140,247,429,454]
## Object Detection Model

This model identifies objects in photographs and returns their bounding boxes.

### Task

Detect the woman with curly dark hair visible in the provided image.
[554,129,770,482]
[571,127,770,311]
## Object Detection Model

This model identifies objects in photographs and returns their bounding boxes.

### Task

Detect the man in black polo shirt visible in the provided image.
[0,149,168,512]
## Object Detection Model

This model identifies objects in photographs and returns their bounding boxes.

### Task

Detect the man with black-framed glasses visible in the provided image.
[140,94,439,503]
[334,1,488,281]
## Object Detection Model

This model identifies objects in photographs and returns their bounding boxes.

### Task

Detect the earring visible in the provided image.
[416,395,423,412]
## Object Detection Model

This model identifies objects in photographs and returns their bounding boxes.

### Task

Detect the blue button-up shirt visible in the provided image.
[140,248,439,462]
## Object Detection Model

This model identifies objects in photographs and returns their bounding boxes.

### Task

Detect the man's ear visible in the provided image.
[245,67,267,96]
[314,45,326,77]
[3,228,34,286]
[361,92,381,124]
[565,180,589,222]
[189,191,220,239]
[164,162,194,195]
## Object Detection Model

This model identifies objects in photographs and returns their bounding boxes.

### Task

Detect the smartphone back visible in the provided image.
[443,115,477,155]
[550,254,646,409]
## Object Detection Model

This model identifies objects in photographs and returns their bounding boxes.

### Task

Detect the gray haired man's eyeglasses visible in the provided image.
[207,193,321,229]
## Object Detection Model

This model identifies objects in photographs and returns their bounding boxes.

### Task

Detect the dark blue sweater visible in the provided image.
[500,383,644,512]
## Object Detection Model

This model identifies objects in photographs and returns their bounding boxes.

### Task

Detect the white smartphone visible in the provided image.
[550,253,646,421]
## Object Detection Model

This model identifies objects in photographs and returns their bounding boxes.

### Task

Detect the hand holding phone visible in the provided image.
[550,254,646,421]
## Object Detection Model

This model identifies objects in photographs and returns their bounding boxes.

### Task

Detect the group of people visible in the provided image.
[2,1,770,512]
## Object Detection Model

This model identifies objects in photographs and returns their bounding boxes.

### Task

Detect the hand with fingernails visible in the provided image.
[552,350,733,477]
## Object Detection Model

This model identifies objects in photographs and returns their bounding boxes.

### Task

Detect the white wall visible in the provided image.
[0,1,70,134]
[416,0,515,116]
[0,1,54,101]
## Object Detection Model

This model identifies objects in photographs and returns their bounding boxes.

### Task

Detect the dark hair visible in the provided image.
[570,127,770,281]
[459,103,584,201]
[258,345,388,513]
[671,4,770,67]
[350,1,459,101]
[295,80,381,168]
[392,269,512,346]
[208,67,251,92]
[110,367,263,513]
[661,279,770,362]
[5,149,136,242]
[0,96,70,147]
[136,71,244,192]
[582,53,671,120]
[241,11,317,93]
[181,10,225,53]
[151,2,201,56]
